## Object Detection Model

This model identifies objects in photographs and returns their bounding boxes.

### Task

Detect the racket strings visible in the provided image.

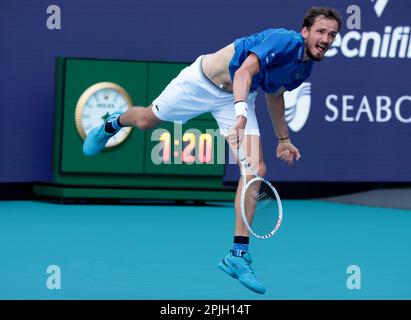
[243,180,280,237]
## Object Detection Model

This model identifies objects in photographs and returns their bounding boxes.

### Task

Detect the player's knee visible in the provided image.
[257,163,267,176]
[135,117,152,131]
[133,109,155,130]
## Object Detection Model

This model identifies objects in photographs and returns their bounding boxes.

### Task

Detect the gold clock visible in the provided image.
[75,82,132,148]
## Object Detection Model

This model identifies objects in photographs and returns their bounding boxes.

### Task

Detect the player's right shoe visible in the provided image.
[82,112,122,156]
[218,250,266,294]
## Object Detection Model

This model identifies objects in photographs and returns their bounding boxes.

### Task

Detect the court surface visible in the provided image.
[0,200,410,299]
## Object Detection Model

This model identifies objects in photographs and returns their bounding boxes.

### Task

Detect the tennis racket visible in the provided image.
[237,146,283,239]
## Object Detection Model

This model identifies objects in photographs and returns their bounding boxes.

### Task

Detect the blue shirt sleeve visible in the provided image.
[249,30,300,70]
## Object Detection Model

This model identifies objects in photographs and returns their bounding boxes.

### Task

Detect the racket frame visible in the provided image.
[238,147,283,239]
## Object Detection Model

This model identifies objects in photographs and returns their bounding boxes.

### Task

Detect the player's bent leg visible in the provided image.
[118,105,161,130]
[83,105,161,156]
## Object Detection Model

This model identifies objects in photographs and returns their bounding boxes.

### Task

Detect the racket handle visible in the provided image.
[237,145,247,162]
[238,144,257,176]
[227,126,250,168]
[227,125,247,162]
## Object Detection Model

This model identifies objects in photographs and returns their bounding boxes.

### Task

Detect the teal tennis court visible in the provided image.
[1,199,410,299]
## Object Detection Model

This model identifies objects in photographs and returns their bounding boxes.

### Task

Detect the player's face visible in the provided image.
[302,17,339,61]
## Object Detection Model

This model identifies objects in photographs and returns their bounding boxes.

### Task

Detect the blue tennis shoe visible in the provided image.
[83,112,122,156]
[218,250,266,294]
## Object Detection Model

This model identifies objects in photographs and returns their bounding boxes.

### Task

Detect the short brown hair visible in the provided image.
[303,7,342,32]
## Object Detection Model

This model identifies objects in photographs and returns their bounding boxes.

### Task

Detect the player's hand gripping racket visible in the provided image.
[237,146,283,239]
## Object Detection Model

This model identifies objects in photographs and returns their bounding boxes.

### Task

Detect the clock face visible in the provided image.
[75,82,132,148]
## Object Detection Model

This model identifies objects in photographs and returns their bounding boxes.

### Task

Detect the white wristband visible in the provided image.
[234,101,248,119]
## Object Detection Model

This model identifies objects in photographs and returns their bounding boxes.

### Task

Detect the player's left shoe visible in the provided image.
[82,112,122,156]
[218,250,266,294]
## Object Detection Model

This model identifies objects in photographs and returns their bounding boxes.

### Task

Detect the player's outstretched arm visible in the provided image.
[233,53,260,103]
[228,54,261,149]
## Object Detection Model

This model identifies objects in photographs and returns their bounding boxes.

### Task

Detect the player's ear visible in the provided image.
[301,26,309,39]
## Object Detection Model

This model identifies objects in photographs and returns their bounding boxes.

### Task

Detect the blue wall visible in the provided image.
[1,0,410,183]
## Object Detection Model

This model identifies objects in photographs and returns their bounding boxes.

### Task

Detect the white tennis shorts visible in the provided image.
[152,55,260,136]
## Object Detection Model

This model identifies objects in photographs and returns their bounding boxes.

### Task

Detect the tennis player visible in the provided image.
[83,7,342,294]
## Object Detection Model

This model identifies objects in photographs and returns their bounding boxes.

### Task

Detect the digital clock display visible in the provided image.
[150,125,225,166]
[159,131,213,164]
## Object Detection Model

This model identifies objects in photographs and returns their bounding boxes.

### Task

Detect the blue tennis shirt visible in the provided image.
[229,28,313,93]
